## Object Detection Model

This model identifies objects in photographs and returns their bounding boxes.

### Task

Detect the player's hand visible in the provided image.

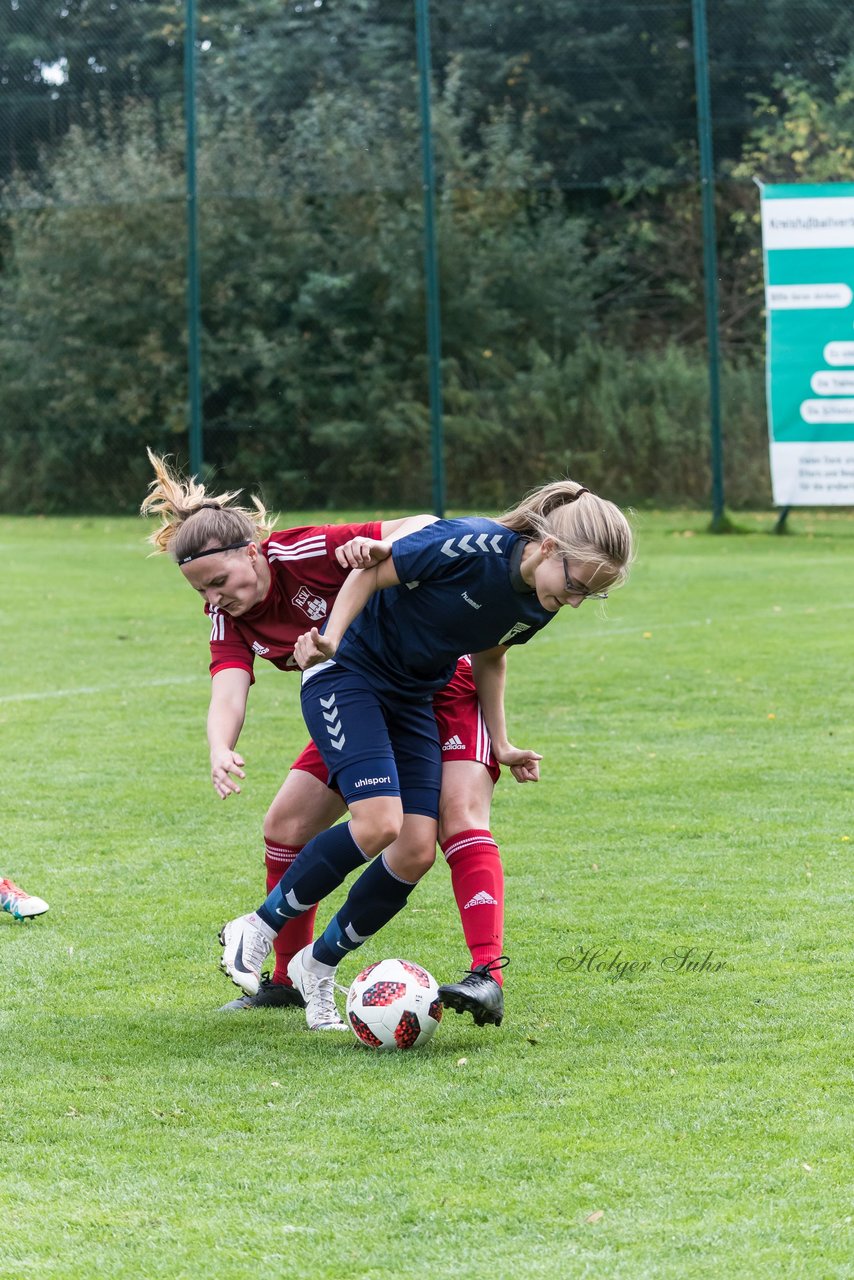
[210,748,246,799]
[335,537,393,569]
[295,626,338,670]
[494,743,543,783]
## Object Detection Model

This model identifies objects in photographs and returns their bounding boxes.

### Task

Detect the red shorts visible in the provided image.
[290,656,500,787]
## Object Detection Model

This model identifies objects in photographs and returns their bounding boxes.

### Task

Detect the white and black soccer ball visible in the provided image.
[347,957,443,1050]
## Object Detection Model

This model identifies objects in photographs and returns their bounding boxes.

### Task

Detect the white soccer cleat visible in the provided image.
[0,879,49,920]
[287,945,348,1032]
[219,913,275,996]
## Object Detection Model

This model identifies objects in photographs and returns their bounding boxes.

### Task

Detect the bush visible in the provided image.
[0,83,771,514]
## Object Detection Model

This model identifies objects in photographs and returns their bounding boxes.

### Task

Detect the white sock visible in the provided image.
[248,912,277,943]
[304,946,337,978]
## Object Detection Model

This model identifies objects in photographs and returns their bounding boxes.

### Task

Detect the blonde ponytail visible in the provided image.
[499,479,635,584]
[140,448,275,561]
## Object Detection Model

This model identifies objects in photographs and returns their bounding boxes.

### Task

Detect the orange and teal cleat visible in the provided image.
[0,878,49,920]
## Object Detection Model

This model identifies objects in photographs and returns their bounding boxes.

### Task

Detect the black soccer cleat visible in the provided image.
[218,974,306,1012]
[438,957,509,1027]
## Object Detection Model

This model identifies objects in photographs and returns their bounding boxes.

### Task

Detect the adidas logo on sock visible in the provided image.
[464,890,498,909]
[442,734,465,751]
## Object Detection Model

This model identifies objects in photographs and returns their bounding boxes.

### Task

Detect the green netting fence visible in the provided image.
[1,0,852,513]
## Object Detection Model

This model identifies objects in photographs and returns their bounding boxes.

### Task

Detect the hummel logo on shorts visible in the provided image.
[442,735,465,751]
[464,890,499,909]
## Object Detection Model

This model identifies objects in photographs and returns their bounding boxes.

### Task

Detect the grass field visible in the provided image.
[1,508,852,1279]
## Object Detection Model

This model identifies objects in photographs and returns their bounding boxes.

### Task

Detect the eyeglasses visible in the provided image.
[562,557,609,600]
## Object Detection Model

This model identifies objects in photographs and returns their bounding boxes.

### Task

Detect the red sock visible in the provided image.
[264,841,318,986]
[441,829,505,985]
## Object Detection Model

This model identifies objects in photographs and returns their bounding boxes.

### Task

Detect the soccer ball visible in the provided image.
[347,958,443,1051]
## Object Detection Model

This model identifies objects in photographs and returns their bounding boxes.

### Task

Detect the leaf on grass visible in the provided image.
[585,1210,604,1224]
[456,1058,468,1066]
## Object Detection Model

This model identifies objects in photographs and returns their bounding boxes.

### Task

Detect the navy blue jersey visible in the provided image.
[328,518,555,701]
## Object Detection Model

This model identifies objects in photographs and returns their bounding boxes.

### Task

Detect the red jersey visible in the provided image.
[206,522,382,682]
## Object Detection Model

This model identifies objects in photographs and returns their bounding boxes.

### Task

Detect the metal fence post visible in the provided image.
[184,0,203,476]
[415,0,445,517]
[691,0,727,530]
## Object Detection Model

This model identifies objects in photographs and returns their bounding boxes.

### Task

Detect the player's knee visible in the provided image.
[384,839,436,883]
[350,812,403,857]
[409,843,437,876]
[438,801,488,845]
[263,809,314,847]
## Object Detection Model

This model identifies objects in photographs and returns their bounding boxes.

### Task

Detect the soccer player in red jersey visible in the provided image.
[142,451,509,1024]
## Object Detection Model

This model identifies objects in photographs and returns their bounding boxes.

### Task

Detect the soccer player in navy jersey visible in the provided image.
[219,481,634,1031]
[142,452,516,1022]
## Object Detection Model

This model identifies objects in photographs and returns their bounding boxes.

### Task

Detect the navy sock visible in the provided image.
[312,854,418,967]
[257,823,368,931]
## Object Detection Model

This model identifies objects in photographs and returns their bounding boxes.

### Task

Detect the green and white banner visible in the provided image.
[761,182,854,506]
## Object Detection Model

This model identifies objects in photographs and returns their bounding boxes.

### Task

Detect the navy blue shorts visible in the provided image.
[300,662,441,819]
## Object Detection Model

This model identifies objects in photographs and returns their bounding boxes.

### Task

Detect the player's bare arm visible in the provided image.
[207,667,252,799]
[295,555,402,669]
[336,514,438,569]
[470,647,543,784]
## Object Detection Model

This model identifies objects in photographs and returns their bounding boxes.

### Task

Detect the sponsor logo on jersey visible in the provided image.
[252,641,270,655]
[498,621,532,645]
[353,775,393,788]
[292,585,328,621]
[461,591,482,609]
[442,735,466,751]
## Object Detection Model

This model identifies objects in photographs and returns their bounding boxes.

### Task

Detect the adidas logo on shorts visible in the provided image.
[442,735,465,751]
[464,890,499,909]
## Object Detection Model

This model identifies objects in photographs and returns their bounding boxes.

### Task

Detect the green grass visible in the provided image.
[1,508,852,1279]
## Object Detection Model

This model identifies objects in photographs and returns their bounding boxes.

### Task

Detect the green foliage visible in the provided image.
[439,340,770,509]
[0,109,186,511]
[0,83,613,511]
[733,58,854,183]
[4,5,854,512]
[0,0,183,180]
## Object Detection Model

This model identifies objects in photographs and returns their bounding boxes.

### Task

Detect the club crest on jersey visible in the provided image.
[292,585,328,621]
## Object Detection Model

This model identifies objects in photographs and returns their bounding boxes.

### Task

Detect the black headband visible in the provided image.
[178,539,251,565]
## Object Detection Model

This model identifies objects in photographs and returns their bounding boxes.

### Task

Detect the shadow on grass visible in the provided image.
[15,1009,496,1069]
